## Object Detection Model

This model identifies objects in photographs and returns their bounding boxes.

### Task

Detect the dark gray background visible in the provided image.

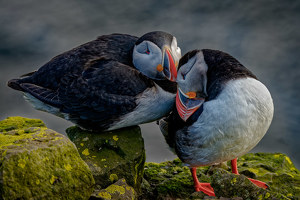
[1,0,299,167]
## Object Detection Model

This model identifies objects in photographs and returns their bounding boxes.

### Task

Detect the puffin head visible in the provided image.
[176,50,208,121]
[133,31,181,81]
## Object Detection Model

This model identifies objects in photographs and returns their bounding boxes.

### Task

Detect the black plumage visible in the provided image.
[135,31,173,49]
[58,60,153,130]
[178,49,257,101]
[202,49,257,100]
[8,32,178,131]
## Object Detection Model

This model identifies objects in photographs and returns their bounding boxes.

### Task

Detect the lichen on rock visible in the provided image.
[0,116,95,200]
[141,153,300,200]
[90,178,137,200]
[1,116,299,200]
[211,168,289,199]
[66,125,145,194]
[141,158,210,199]
[237,153,300,199]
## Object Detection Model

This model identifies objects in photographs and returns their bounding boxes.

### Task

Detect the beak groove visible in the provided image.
[163,48,178,82]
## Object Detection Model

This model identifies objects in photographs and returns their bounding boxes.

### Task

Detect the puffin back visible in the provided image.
[9,34,138,91]
[202,49,257,101]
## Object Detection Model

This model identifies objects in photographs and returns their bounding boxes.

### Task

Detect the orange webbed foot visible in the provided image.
[191,167,215,196]
[231,158,269,189]
[194,182,215,196]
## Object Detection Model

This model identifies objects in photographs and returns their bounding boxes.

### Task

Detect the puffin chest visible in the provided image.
[175,78,274,167]
[108,84,176,130]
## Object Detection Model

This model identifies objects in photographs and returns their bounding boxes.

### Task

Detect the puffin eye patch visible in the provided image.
[136,41,152,55]
[178,56,196,79]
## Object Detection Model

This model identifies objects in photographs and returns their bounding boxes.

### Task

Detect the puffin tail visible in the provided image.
[159,118,169,138]
[7,79,24,91]
[8,70,37,91]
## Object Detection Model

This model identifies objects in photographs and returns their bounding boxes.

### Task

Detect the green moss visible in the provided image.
[0,127,48,147]
[0,116,45,133]
[237,153,300,198]
[211,168,290,199]
[142,153,300,200]
[0,117,46,149]
[106,184,126,195]
[66,125,145,194]
[0,117,95,200]
[98,191,112,199]
[109,174,119,183]
[92,179,137,200]
[143,159,211,199]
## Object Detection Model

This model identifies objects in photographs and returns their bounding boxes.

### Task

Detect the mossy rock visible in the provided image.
[0,116,95,200]
[0,116,45,133]
[141,158,211,199]
[66,126,145,194]
[237,153,300,199]
[90,178,137,200]
[211,168,289,199]
[142,153,300,200]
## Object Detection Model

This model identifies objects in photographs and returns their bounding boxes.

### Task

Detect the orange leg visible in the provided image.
[190,167,215,196]
[231,157,239,174]
[231,158,268,189]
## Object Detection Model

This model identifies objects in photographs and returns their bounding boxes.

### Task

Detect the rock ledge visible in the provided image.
[0,116,95,200]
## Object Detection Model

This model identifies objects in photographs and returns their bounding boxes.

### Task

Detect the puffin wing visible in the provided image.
[18,82,61,107]
[9,34,138,91]
[58,59,153,128]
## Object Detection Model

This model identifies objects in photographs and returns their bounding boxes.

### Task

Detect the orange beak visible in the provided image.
[161,48,178,82]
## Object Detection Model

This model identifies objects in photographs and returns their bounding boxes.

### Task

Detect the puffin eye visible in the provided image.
[135,41,152,55]
[181,72,186,80]
[145,47,150,55]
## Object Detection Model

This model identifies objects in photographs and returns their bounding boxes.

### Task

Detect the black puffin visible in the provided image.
[8,31,181,131]
[159,49,274,196]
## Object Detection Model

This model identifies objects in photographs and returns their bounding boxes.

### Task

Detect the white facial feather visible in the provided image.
[177,52,208,97]
[132,41,164,80]
[133,37,182,80]
[170,37,181,64]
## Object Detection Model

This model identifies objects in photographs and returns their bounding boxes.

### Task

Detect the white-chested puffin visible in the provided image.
[8,31,181,131]
[159,49,274,196]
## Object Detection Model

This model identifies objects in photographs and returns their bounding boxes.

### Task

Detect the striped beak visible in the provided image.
[176,88,205,121]
[162,48,178,82]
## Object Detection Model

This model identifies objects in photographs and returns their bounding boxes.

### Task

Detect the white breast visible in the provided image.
[108,84,176,130]
[177,78,274,167]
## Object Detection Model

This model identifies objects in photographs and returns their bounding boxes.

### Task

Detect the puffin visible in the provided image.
[159,49,274,196]
[8,31,181,131]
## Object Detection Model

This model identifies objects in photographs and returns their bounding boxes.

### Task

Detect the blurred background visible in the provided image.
[1,0,299,167]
